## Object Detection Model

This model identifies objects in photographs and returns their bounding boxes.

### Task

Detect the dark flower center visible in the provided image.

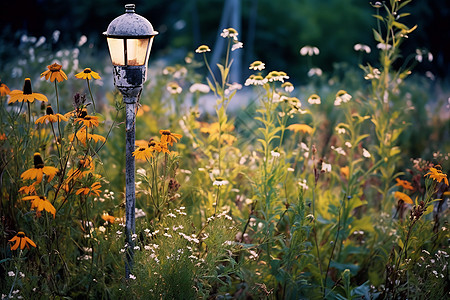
[46,105,54,115]
[83,68,92,73]
[17,232,25,238]
[49,63,62,72]
[79,110,88,118]
[23,78,33,95]
[161,130,171,135]
[33,153,45,169]
[138,147,145,152]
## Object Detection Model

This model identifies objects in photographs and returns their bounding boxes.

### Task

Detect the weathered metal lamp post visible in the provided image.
[104,3,158,278]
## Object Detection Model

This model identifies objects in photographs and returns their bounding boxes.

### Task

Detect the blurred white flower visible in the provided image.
[249,60,265,71]
[377,43,392,50]
[321,162,332,173]
[78,35,87,47]
[189,83,210,93]
[362,148,371,158]
[354,43,371,54]
[35,36,46,47]
[300,46,320,56]
[232,41,243,51]
[271,150,280,158]
[213,178,229,186]
[298,179,309,190]
[308,94,321,105]
[334,90,352,106]
[307,68,322,77]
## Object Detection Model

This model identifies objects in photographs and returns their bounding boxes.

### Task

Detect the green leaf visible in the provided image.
[398,238,404,249]
[392,21,408,31]
[372,14,384,22]
[372,29,384,43]
[206,77,216,94]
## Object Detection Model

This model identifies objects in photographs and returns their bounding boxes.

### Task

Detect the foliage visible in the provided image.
[1,1,449,299]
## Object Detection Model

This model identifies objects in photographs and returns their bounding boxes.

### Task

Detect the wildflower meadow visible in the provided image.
[1,1,449,299]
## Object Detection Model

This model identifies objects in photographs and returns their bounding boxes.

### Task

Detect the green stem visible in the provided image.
[86,79,96,113]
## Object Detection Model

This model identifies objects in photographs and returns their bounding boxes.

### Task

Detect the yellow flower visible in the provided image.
[394,191,413,204]
[9,231,36,251]
[287,124,313,135]
[136,104,151,117]
[21,153,58,183]
[195,45,211,53]
[160,129,182,146]
[101,213,115,224]
[19,182,37,195]
[76,182,102,197]
[133,146,153,161]
[75,111,100,128]
[69,126,105,146]
[0,80,11,96]
[8,78,48,104]
[35,105,68,124]
[75,68,101,80]
[424,166,449,186]
[395,178,414,191]
[40,62,68,82]
[23,195,56,217]
[150,140,170,154]
[340,166,350,179]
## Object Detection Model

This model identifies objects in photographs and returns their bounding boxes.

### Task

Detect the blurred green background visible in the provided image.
[1,0,449,82]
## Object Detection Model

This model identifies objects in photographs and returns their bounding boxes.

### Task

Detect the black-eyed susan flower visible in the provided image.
[424,166,449,186]
[75,68,101,80]
[0,80,11,96]
[160,130,182,146]
[69,126,105,145]
[195,45,211,53]
[9,231,36,251]
[8,78,48,104]
[75,110,100,127]
[76,182,102,197]
[21,153,58,183]
[19,182,37,195]
[153,141,170,154]
[133,146,153,161]
[40,62,68,82]
[395,178,414,191]
[23,195,56,217]
[287,124,313,135]
[35,105,68,124]
[394,191,413,205]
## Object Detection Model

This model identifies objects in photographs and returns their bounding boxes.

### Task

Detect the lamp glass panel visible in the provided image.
[126,38,150,66]
[107,38,125,66]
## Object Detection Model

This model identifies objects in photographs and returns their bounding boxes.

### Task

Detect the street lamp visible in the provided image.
[104,3,158,278]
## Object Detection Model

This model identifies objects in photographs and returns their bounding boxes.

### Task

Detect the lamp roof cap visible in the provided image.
[104,4,158,38]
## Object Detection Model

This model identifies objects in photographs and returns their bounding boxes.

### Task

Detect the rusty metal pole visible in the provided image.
[113,66,145,278]
[104,4,158,279]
